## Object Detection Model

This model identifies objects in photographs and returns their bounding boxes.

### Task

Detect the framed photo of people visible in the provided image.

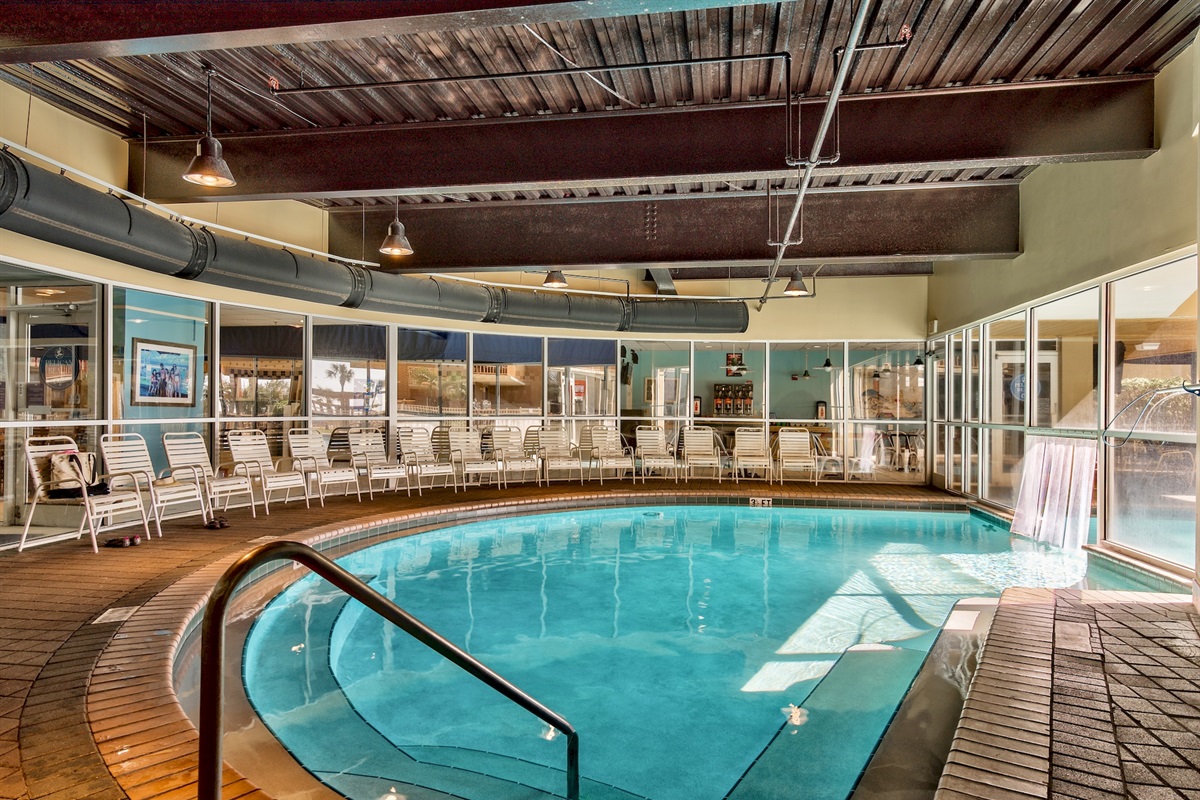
[131,338,196,406]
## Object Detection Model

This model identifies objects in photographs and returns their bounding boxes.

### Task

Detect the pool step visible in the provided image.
[726,644,927,800]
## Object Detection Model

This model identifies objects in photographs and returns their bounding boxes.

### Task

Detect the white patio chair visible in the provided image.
[163,431,257,518]
[732,427,773,484]
[536,426,584,484]
[584,425,634,485]
[100,432,208,535]
[449,428,502,489]
[226,429,310,514]
[775,428,817,482]
[635,425,680,483]
[288,428,362,506]
[396,427,458,495]
[21,435,150,553]
[680,426,723,482]
[491,426,540,486]
[347,428,411,499]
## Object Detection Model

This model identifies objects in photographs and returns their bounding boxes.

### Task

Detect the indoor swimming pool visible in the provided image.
[242,505,1167,800]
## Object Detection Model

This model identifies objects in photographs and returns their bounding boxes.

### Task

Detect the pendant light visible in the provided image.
[543,270,568,289]
[913,354,925,367]
[783,269,812,297]
[802,349,811,379]
[379,197,414,256]
[872,349,881,380]
[822,345,833,372]
[183,66,237,188]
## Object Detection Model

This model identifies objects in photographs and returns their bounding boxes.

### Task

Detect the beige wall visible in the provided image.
[928,42,1198,332]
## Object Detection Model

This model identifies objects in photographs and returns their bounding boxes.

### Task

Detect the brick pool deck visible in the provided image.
[0,478,1192,800]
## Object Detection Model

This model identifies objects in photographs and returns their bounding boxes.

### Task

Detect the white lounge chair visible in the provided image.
[100,432,208,535]
[536,426,584,484]
[449,428,502,489]
[775,428,817,482]
[491,426,540,486]
[226,429,310,514]
[680,426,723,482]
[397,427,458,494]
[348,428,411,498]
[288,428,362,505]
[21,435,150,553]
[163,431,257,518]
[635,425,680,483]
[584,425,634,484]
[732,427,773,484]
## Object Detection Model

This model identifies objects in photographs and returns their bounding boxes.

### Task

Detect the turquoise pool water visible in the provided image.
[243,506,1167,800]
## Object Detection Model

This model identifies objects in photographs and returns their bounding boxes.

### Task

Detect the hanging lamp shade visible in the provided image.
[543,270,568,289]
[782,270,812,297]
[822,357,833,371]
[183,136,236,187]
[913,355,924,367]
[802,368,811,379]
[182,68,236,188]
[379,219,413,256]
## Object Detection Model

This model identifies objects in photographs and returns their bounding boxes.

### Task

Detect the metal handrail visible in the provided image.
[197,540,579,800]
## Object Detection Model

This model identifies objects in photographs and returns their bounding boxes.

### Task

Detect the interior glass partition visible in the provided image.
[1106,257,1198,567]
[219,307,305,418]
[547,338,616,418]
[769,342,844,479]
[620,340,691,449]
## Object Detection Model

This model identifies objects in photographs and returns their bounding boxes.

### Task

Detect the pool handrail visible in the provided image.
[197,539,580,800]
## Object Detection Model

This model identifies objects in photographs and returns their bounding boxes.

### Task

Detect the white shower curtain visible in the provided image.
[1011,436,1097,550]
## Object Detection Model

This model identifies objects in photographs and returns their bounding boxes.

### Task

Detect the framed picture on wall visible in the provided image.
[131,338,196,406]
[644,377,655,403]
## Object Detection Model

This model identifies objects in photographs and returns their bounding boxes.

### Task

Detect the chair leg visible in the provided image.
[18,496,41,552]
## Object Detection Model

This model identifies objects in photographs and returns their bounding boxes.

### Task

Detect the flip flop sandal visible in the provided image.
[217,517,230,528]
[104,536,131,548]
[205,519,221,530]
[129,534,142,546]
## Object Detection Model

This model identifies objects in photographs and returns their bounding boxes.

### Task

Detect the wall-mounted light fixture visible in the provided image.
[183,65,237,188]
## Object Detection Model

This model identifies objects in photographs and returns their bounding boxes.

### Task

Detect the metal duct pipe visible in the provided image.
[0,150,748,333]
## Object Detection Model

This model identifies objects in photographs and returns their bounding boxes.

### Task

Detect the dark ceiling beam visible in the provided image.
[648,269,678,295]
[135,77,1153,203]
[0,0,764,64]
[669,263,935,281]
[329,184,1019,270]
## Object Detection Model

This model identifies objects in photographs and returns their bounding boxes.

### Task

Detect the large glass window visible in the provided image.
[397,328,468,417]
[473,334,543,416]
[312,318,387,417]
[949,332,964,422]
[694,342,756,419]
[1032,289,1099,429]
[1106,257,1197,567]
[624,341,692,419]
[548,338,616,418]
[219,306,305,417]
[114,288,210,419]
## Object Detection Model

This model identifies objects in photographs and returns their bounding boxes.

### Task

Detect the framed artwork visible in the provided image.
[131,338,196,406]
[726,352,745,376]
[644,377,655,403]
